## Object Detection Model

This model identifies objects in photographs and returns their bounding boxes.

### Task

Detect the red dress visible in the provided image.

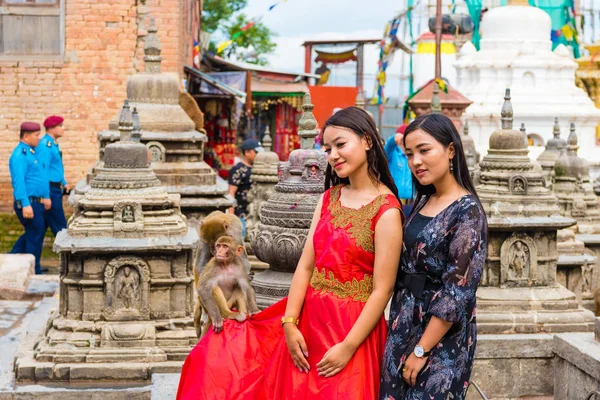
[177,185,401,400]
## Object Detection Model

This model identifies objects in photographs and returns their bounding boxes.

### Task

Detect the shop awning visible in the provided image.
[184,66,247,102]
[250,78,309,97]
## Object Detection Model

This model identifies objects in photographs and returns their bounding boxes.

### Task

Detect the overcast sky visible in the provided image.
[242,0,412,98]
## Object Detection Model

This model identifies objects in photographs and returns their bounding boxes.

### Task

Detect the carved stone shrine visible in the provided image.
[462,121,480,171]
[251,94,327,308]
[74,18,233,227]
[246,126,279,272]
[14,101,199,385]
[469,89,596,399]
[536,118,567,188]
[475,90,594,333]
[553,124,600,312]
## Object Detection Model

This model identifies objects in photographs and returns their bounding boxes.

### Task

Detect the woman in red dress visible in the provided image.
[177,107,404,400]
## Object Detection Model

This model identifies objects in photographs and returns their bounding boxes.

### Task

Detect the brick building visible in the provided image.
[0,0,197,213]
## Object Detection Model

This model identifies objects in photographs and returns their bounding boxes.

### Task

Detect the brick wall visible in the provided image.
[0,0,187,214]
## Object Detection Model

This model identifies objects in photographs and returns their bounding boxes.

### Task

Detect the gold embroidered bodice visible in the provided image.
[327,185,390,253]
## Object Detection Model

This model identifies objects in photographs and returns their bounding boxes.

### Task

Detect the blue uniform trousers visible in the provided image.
[10,201,46,274]
[45,185,67,235]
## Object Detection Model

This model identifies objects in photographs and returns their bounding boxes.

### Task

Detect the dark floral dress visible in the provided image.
[380,195,487,400]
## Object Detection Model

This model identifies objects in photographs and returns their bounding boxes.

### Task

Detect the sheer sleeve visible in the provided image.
[428,201,487,323]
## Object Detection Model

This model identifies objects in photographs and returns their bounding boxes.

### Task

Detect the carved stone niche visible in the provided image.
[103,256,151,321]
[509,175,528,195]
[114,201,144,233]
[500,233,538,286]
[146,141,166,162]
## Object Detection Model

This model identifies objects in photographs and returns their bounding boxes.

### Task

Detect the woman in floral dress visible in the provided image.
[177,107,404,400]
[380,114,488,400]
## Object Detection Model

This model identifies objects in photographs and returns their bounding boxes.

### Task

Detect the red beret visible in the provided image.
[20,121,41,132]
[396,124,409,135]
[43,115,64,129]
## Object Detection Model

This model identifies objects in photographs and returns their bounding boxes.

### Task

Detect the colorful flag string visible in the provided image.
[216,1,288,54]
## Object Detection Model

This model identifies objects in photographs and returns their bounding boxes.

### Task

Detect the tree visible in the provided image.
[202,0,277,65]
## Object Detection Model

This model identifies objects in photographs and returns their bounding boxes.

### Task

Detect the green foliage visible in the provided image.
[203,0,277,65]
[223,14,277,66]
[202,0,247,33]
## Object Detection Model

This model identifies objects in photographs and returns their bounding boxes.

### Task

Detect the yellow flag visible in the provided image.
[217,40,234,53]
[561,25,574,41]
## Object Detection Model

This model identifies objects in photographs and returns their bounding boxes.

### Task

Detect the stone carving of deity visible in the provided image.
[509,240,530,278]
[581,263,594,294]
[122,205,135,223]
[117,266,138,309]
[149,146,162,162]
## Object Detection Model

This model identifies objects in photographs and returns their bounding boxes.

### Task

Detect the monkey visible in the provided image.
[195,210,251,276]
[594,288,600,317]
[194,236,260,338]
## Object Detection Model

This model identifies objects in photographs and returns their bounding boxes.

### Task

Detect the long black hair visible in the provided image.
[403,113,479,204]
[322,106,399,199]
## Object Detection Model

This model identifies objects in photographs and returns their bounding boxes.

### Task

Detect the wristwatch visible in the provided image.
[413,344,431,358]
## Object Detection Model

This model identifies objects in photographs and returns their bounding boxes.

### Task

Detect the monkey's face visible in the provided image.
[215,242,233,262]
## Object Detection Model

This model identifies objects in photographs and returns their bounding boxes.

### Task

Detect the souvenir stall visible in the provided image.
[184,66,247,178]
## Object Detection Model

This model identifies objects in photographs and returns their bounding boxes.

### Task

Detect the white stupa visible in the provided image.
[455,0,600,172]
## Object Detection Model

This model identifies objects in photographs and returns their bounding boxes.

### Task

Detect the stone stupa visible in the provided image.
[455,0,600,164]
[15,101,199,385]
[469,89,595,398]
[246,126,279,272]
[74,18,233,226]
[553,124,600,311]
[536,117,567,187]
[251,94,327,308]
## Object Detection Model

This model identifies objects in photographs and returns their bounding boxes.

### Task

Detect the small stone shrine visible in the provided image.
[537,118,567,188]
[251,94,327,308]
[75,18,232,226]
[246,126,279,272]
[469,89,595,398]
[14,101,199,385]
[461,121,480,171]
[553,124,600,311]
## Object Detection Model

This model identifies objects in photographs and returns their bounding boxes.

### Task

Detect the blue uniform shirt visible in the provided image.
[384,136,414,200]
[37,133,66,186]
[9,142,50,207]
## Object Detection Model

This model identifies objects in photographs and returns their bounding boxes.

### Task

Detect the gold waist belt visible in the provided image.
[309,268,373,303]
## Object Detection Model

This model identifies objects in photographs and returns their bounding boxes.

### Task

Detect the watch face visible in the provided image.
[414,345,424,358]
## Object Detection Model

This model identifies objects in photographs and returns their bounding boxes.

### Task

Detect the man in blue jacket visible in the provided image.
[384,124,414,215]
[9,122,51,274]
[38,115,67,235]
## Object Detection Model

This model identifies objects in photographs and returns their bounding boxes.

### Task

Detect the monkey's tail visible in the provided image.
[194,296,203,338]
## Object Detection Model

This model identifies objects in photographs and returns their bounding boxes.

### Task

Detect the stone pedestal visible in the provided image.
[471,89,595,397]
[246,127,278,272]
[251,94,326,308]
[553,319,600,399]
[73,19,232,227]
[14,101,199,386]
[0,254,34,300]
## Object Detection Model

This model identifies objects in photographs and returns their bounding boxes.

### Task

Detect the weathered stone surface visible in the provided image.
[553,332,600,399]
[246,126,278,273]
[251,94,327,308]
[14,101,198,387]
[0,255,34,300]
[150,373,179,400]
[469,334,555,399]
[475,89,594,335]
[72,19,233,222]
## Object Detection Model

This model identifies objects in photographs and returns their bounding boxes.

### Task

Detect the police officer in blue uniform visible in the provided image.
[9,122,51,274]
[38,115,67,235]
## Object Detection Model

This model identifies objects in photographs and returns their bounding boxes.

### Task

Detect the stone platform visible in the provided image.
[553,319,600,399]
[0,254,34,300]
